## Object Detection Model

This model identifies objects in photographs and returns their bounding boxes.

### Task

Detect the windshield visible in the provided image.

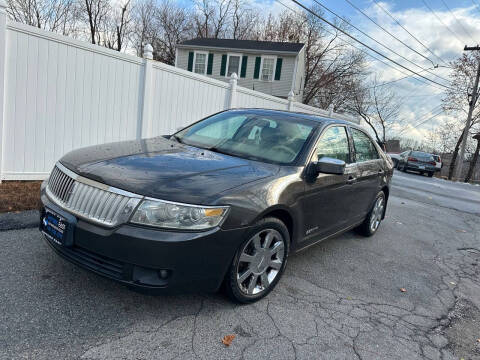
[174,111,316,164]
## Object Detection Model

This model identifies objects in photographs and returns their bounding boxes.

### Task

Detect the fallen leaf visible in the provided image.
[222,334,236,347]
[477,338,480,343]
[456,229,467,233]
[396,221,403,225]
[449,282,456,285]
[400,288,407,293]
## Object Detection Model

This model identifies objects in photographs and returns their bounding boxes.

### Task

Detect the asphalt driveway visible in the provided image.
[1,171,479,359]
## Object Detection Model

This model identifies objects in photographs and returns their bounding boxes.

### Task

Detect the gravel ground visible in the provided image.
[1,171,479,360]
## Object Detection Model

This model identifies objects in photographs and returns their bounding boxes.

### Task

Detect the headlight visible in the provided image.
[130,199,229,230]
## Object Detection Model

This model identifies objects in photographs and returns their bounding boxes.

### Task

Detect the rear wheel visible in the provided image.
[356,192,386,237]
[225,217,290,303]
[428,172,434,177]
[401,163,408,172]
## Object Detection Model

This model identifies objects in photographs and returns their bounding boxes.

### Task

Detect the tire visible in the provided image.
[355,191,386,237]
[224,217,290,303]
[393,159,398,168]
[428,172,433,177]
[401,163,408,172]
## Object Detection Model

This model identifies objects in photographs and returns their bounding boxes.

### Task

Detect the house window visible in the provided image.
[260,57,275,81]
[194,52,207,75]
[227,54,241,77]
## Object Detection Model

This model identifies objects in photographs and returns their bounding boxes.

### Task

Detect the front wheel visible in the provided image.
[356,191,386,237]
[428,172,434,177]
[225,217,290,303]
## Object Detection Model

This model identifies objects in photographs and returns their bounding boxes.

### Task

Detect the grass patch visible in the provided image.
[0,181,42,213]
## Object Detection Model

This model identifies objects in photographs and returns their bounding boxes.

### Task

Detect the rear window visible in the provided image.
[411,151,431,157]
[432,155,440,161]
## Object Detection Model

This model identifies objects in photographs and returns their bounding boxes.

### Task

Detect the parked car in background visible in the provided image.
[397,150,437,177]
[387,153,401,168]
[432,154,442,171]
[39,109,393,303]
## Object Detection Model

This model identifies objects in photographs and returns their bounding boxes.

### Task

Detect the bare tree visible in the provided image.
[7,0,77,35]
[103,0,131,52]
[465,133,480,182]
[130,0,158,56]
[349,79,401,145]
[153,1,193,64]
[442,52,480,179]
[256,8,366,108]
[79,0,110,45]
[193,0,232,38]
[231,0,258,40]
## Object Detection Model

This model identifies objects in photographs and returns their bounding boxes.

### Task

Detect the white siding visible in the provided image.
[177,48,296,98]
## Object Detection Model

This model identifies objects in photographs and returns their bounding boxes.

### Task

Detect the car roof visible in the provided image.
[228,108,353,126]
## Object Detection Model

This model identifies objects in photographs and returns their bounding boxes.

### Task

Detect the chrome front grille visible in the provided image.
[48,166,75,203]
[46,163,142,227]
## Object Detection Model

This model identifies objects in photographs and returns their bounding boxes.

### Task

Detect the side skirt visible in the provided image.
[293,219,364,254]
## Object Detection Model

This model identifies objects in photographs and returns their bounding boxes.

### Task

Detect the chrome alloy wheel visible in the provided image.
[370,196,385,232]
[236,229,285,295]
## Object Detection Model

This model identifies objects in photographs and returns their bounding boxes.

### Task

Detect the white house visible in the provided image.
[175,38,305,102]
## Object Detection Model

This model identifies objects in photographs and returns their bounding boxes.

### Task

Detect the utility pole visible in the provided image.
[455,45,480,180]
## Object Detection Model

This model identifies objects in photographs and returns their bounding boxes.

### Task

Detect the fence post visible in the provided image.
[138,43,153,139]
[228,73,237,109]
[0,0,7,182]
[288,90,294,111]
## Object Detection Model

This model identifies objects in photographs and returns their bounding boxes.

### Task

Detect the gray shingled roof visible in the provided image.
[179,38,304,53]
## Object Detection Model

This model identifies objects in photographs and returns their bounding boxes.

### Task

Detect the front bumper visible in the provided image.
[40,190,249,294]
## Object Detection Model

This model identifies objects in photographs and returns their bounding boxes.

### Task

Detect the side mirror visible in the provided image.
[314,157,346,175]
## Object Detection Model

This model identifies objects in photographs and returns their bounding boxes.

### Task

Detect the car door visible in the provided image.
[348,127,384,221]
[300,125,358,241]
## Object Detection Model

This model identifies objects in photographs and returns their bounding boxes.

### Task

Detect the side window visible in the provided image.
[316,126,350,163]
[351,128,379,162]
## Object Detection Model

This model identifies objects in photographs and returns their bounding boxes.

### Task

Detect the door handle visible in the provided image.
[347,175,357,184]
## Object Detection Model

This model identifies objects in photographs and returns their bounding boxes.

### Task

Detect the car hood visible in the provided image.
[60,137,279,204]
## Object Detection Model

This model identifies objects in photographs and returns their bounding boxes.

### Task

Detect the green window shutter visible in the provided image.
[187,52,194,72]
[207,53,214,74]
[240,56,248,78]
[220,54,227,76]
[253,57,261,79]
[274,58,283,80]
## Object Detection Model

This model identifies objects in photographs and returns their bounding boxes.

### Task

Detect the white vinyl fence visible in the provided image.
[0,1,358,180]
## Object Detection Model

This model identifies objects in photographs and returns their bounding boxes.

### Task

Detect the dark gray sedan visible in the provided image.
[39,109,393,303]
[397,150,437,177]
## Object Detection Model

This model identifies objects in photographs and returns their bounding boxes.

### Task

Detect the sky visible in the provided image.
[249,0,480,142]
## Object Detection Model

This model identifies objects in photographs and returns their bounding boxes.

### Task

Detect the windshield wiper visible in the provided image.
[205,146,232,156]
